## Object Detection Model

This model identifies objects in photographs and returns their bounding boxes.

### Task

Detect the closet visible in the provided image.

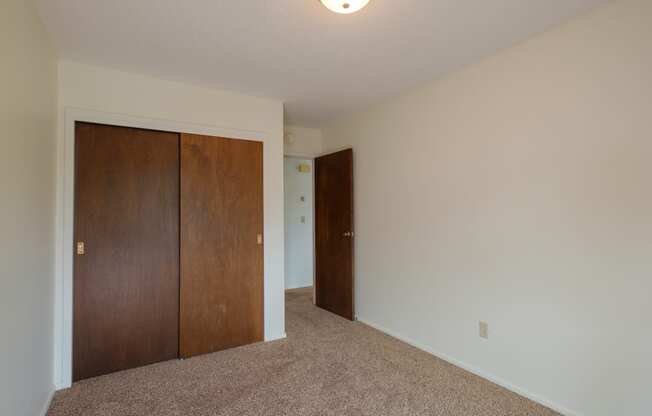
[73,123,263,381]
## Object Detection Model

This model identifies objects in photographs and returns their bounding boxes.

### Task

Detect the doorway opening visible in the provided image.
[284,157,315,294]
[284,149,355,321]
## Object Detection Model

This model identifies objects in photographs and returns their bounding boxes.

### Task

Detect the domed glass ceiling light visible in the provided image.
[320,0,370,14]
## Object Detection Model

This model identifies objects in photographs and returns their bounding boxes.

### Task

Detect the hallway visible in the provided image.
[48,288,557,415]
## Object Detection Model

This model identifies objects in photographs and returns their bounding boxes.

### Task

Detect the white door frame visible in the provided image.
[55,107,276,389]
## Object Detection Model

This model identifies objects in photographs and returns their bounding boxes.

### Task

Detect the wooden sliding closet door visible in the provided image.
[180,134,264,358]
[73,122,180,381]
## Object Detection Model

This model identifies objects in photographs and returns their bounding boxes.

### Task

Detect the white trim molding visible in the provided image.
[54,107,283,389]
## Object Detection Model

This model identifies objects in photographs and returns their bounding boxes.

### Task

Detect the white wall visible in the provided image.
[322,1,652,415]
[284,158,314,290]
[0,1,57,415]
[284,125,323,157]
[54,60,286,387]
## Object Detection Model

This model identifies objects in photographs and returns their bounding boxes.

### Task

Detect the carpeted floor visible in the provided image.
[48,288,558,415]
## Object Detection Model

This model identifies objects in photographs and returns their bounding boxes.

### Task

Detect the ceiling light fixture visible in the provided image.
[320,0,370,14]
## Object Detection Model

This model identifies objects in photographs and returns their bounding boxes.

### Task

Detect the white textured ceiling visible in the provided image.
[37,0,607,126]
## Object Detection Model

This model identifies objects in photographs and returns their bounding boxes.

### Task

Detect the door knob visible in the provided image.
[76,242,85,255]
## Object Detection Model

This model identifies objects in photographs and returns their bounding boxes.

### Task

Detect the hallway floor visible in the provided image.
[48,288,558,415]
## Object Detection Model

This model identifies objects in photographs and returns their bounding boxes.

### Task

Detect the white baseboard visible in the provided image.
[356,316,580,416]
[39,387,55,416]
[285,285,313,291]
[265,332,287,342]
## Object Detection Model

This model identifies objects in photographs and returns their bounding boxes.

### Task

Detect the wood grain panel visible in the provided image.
[73,122,180,381]
[315,149,354,320]
[180,134,264,358]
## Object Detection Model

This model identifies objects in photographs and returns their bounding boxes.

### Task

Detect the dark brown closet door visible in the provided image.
[315,149,354,320]
[180,134,264,358]
[73,122,180,381]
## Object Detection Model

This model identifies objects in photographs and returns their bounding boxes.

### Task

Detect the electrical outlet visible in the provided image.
[479,321,489,339]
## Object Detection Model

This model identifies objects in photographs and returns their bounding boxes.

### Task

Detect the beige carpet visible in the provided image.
[48,288,558,415]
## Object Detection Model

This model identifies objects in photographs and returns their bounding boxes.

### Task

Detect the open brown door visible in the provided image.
[315,149,354,320]
[179,134,264,358]
[73,122,180,381]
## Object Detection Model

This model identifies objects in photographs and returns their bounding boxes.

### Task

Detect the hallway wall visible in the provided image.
[284,158,314,290]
